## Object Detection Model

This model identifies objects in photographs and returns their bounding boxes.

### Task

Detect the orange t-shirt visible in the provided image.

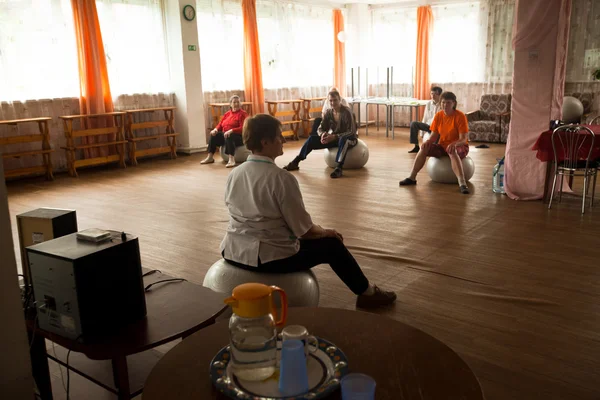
[429,110,469,148]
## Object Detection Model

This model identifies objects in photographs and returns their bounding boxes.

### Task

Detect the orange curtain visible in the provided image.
[333,10,346,96]
[242,0,265,114]
[415,6,433,119]
[71,0,113,157]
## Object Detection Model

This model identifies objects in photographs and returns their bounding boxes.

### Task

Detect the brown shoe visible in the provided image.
[283,161,299,171]
[356,285,397,309]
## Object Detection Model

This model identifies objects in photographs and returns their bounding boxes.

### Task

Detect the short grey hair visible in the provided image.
[229,95,241,107]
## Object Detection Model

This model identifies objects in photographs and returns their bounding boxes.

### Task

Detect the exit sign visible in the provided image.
[188,45,197,51]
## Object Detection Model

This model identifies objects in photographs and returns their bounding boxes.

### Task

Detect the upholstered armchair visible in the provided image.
[466,94,512,143]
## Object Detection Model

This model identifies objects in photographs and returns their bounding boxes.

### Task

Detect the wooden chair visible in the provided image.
[300,97,326,138]
[0,117,54,180]
[125,107,179,166]
[59,113,127,177]
[266,100,302,140]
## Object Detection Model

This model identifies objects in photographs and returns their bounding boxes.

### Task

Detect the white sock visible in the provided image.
[228,155,235,164]
[205,154,214,161]
[362,283,376,296]
[458,177,466,186]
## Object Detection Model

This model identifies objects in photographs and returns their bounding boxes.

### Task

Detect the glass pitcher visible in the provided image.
[224,283,288,381]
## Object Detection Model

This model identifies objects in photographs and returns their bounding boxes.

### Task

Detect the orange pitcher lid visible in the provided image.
[224,283,276,319]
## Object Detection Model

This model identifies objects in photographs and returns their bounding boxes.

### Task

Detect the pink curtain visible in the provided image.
[505,0,572,200]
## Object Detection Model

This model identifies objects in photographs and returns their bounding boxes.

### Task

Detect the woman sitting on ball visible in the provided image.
[220,113,396,309]
[201,95,248,168]
[399,91,471,194]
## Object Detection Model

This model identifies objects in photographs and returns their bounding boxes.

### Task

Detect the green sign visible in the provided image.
[188,45,197,51]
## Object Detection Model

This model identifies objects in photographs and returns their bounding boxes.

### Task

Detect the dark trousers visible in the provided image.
[311,118,322,136]
[297,135,357,167]
[224,237,369,295]
[410,121,431,145]
[207,132,243,156]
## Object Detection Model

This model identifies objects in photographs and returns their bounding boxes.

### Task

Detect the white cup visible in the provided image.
[282,325,318,357]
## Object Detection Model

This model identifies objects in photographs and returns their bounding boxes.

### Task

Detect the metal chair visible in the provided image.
[548,125,597,214]
[589,115,600,125]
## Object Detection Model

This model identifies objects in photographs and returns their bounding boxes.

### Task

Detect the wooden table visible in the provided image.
[29,270,228,400]
[266,100,302,140]
[209,102,253,129]
[143,307,484,400]
[0,117,54,180]
[125,107,179,166]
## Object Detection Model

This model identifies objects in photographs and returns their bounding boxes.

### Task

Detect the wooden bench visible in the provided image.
[300,97,326,138]
[209,102,253,129]
[266,100,302,140]
[59,113,127,177]
[125,107,179,166]
[0,117,54,180]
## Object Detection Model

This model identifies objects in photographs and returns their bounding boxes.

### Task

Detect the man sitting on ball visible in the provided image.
[399,91,471,194]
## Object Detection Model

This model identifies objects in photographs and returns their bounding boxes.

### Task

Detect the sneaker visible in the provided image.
[356,285,397,309]
[408,146,420,153]
[283,161,299,171]
[330,167,343,179]
[399,178,417,186]
[459,185,470,194]
[200,158,214,164]
[226,161,237,168]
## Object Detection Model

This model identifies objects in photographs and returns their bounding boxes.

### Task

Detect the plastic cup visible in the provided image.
[341,373,376,400]
[278,339,309,396]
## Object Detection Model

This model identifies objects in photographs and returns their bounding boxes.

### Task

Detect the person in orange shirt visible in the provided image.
[399,91,471,194]
[201,95,248,168]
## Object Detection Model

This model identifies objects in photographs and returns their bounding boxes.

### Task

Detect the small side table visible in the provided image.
[300,97,326,138]
[266,100,302,140]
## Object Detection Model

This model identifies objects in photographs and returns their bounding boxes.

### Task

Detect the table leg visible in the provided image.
[376,106,379,131]
[30,333,53,400]
[365,104,369,136]
[385,105,389,138]
[391,105,395,140]
[112,356,131,400]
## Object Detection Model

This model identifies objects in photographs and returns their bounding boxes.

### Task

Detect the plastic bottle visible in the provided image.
[492,157,505,194]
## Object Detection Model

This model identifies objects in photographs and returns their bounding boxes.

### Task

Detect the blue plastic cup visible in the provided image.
[341,373,376,400]
[278,339,309,396]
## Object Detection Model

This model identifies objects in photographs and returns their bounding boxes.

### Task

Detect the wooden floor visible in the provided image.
[7,127,600,400]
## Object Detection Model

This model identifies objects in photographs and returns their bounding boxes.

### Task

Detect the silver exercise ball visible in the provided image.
[324,139,369,169]
[426,156,475,184]
[562,96,584,123]
[220,145,251,163]
[203,259,320,313]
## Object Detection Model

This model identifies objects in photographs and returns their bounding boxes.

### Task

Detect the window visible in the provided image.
[196,0,245,91]
[430,2,486,83]
[96,0,171,96]
[257,0,334,89]
[0,0,79,101]
[370,7,417,84]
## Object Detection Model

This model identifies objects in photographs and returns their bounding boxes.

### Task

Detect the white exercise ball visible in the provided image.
[203,259,320,310]
[426,156,475,184]
[220,145,251,163]
[562,96,584,123]
[324,139,369,169]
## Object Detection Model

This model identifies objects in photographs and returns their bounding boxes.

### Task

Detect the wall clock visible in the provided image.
[183,4,196,21]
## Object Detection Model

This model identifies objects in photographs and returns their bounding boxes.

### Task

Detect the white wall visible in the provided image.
[165,0,208,153]
[0,160,33,398]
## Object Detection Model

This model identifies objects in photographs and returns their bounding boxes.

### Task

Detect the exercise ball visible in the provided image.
[426,156,475,184]
[220,145,251,163]
[203,259,320,312]
[562,96,584,123]
[324,139,369,169]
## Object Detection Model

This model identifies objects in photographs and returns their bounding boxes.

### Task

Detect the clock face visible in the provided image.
[183,5,196,21]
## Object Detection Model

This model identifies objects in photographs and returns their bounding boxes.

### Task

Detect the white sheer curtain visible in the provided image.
[96,0,171,96]
[196,0,245,93]
[430,2,486,84]
[566,0,600,82]
[256,0,334,92]
[0,0,79,102]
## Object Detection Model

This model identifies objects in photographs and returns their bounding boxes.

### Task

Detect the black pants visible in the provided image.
[207,132,243,156]
[410,121,431,145]
[224,237,369,295]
